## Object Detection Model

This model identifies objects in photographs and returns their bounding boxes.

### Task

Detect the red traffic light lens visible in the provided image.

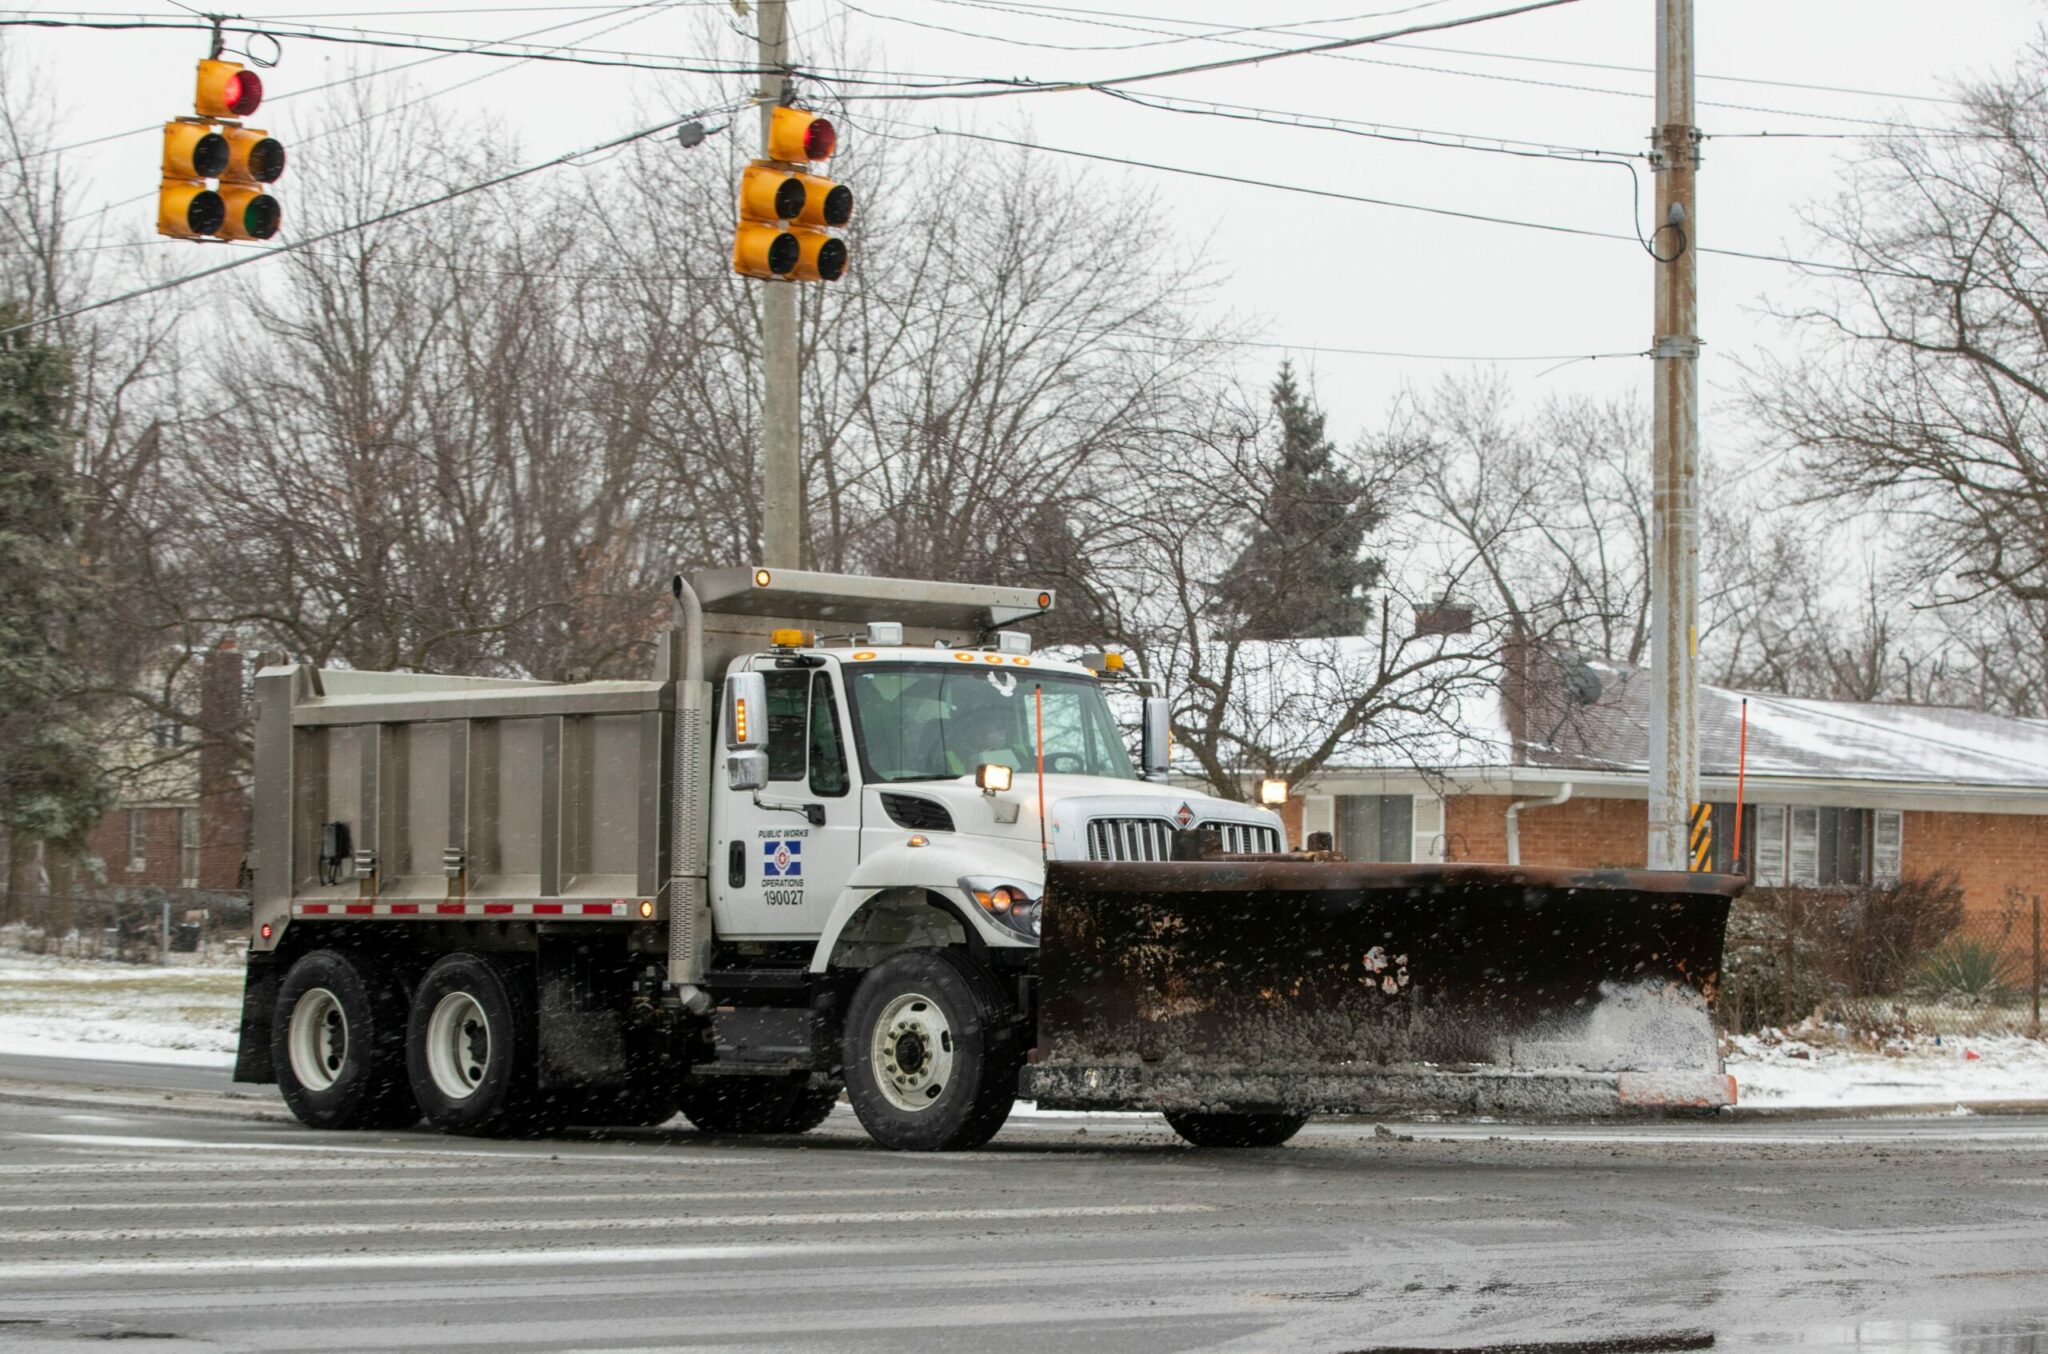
[803,117,836,160]
[223,70,262,116]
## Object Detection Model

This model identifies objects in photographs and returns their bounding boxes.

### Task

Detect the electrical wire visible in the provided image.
[830,0,1467,54]
[887,121,1947,284]
[0,101,742,338]
[22,1,686,163]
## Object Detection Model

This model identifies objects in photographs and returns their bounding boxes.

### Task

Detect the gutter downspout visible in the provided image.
[1505,782,1574,866]
[667,574,713,1015]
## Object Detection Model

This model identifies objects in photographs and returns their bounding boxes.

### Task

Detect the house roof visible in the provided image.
[1501,661,2048,790]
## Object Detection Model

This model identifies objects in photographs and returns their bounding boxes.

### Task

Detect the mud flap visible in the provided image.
[1030,860,1741,1118]
[233,951,282,1085]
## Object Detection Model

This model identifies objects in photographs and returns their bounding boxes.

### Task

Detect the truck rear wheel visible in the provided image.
[1163,1111,1308,1148]
[677,1077,840,1135]
[844,949,1021,1152]
[272,949,418,1130]
[405,952,540,1136]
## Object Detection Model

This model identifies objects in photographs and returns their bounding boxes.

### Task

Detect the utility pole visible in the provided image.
[1647,0,1700,871]
[756,0,802,569]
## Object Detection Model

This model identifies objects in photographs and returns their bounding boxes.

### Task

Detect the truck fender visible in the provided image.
[798,843,1024,970]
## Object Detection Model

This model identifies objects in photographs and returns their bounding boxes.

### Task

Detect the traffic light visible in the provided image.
[159,58,284,243]
[732,107,851,283]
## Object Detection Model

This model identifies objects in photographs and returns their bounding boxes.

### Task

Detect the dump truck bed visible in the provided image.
[1028,859,1741,1118]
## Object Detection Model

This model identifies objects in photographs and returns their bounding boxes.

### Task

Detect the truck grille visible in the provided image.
[1083,817,1281,861]
[1085,818,1174,862]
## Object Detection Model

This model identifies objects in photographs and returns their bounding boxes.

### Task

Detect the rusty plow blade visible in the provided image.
[1029,860,1743,1119]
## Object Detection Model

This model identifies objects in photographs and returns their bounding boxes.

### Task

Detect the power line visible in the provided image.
[23,1,684,163]
[0,102,742,338]
[892,122,1946,283]
[807,0,1592,103]
[830,0,1466,54]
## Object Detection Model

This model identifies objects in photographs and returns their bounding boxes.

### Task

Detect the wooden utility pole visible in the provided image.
[1648,0,1700,870]
[757,0,802,569]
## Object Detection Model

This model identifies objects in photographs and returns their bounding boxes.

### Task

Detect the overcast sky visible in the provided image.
[12,0,2046,457]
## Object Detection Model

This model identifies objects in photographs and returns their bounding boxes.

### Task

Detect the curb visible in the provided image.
[0,1079,289,1123]
[1725,1098,2048,1120]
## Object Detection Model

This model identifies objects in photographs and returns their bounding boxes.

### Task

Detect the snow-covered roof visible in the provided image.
[1330,657,2048,790]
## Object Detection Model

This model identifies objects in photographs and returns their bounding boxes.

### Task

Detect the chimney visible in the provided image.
[198,636,248,890]
[1412,597,1474,638]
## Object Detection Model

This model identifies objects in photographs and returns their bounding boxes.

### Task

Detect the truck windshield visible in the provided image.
[845,664,1138,783]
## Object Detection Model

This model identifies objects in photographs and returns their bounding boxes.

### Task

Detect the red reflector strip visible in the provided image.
[288,900,643,919]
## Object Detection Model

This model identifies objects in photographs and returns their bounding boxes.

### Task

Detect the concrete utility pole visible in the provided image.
[1647,0,1700,870]
[757,0,802,569]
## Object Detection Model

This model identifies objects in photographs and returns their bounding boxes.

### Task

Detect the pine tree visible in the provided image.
[0,306,110,897]
[1212,364,1385,640]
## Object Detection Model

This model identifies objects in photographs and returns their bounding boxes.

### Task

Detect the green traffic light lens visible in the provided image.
[240,195,281,240]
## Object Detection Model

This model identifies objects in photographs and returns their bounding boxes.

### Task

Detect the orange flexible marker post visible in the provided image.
[1733,698,1749,872]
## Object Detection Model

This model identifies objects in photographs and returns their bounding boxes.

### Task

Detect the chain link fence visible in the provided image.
[1722,876,2044,1041]
[0,889,252,965]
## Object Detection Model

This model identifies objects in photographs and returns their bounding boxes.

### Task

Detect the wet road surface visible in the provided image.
[0,1063,2045,1352]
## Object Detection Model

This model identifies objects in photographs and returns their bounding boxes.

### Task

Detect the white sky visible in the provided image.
[11,0,2045,454]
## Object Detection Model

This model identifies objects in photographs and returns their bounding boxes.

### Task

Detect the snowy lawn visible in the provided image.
[2,951,2045,1110]
[0,950,241,1067]
[1727,1027,2048,1109]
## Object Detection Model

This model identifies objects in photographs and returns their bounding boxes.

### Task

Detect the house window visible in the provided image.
[1746,805,1901,886]
[1336,794,1413,862]
[127,810,148,874]
[150,718,184,750]
[180,809,201,889]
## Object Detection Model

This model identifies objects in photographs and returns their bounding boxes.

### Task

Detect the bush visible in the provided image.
[1916,939,2012,1001]
[1719,873,1965,1032]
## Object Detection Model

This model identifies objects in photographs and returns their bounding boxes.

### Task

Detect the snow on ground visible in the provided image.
[2,950,2045,1109]
[0,950,240,1067]
[1728,1029,2048,1109]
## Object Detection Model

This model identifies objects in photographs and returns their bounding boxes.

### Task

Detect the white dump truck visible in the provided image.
[235,567,1740,1151]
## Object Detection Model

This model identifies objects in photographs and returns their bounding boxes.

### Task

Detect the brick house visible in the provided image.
[1281,655,2048,927]
[77,637,249,894]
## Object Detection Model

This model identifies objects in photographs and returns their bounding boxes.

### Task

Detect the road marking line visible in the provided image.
[9,1133,754,1165]
[0,1187,913,1215]
[0,1202,1212,1245]
[0,1241,868,1282]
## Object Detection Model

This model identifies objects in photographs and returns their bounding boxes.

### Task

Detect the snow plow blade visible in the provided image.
[1028,859,1742,1118]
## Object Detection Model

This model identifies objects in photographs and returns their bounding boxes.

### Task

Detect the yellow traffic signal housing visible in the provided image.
[157,179,225,240]
[162,121,228,179]
[789,228,847,283]
[733,222,799,279]
[221,127,285,186]
[767,106,835,163]
[739,163,805,224]
[195,58,263,119]
[789,171,852,228]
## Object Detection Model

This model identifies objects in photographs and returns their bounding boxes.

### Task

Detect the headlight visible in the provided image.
[961,875,1041,941]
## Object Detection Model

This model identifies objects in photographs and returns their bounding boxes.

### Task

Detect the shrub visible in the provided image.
[1916,939,2012,1001]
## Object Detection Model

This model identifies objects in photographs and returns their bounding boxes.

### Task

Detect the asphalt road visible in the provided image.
[1,1063,2047,1353]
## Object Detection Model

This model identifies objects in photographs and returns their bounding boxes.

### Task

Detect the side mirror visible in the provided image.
[725,671,767,751]
[1140,696,1171,782]
[727,750,769,792]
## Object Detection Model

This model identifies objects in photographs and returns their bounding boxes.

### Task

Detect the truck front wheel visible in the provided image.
[405,953,540,1136]
[844,949,1021,1151]
[272,949,418,1130]
[1163,1110,1308,1148]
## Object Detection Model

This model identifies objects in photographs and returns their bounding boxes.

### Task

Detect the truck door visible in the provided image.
[709,662,862,940]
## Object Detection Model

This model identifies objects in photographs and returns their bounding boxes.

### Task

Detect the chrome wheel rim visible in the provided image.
[286,987,348,1092]
[425,991,491,1101]
[871,990,954,1113]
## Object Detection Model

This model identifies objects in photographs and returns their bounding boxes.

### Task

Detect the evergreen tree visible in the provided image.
[1212,364,1384,640]
[0,307,110,897]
